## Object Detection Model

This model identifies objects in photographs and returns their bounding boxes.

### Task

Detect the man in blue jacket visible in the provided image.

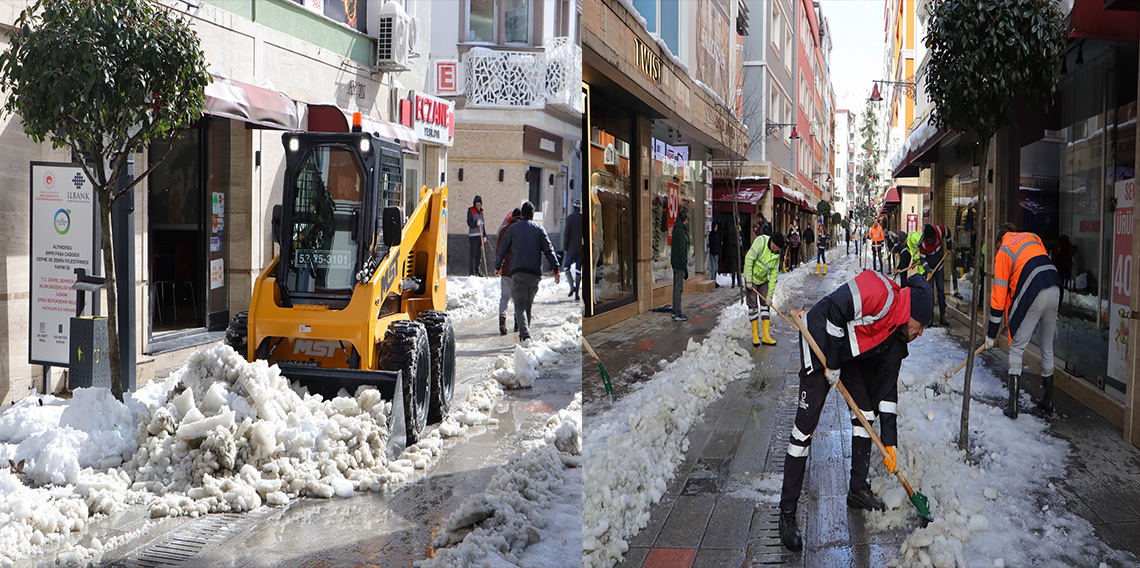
[495,201,560,342]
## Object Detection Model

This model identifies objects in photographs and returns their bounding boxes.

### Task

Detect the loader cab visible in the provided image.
[277,131,404,307]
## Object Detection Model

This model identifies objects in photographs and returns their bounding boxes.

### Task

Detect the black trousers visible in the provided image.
[469,236,484,276]
[871,244,884,273]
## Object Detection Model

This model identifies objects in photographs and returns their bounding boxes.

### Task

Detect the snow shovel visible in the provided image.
[788,309,934,523]
[925,255,947,282]
[943,325,1004,382]
[581,336,614,401]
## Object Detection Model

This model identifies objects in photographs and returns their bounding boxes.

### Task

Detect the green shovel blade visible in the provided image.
[910,491,933,522]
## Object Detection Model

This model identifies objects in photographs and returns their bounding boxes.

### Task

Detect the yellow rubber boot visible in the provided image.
[751,320,761,346]
[814,262,820,275]
[823,263,827,275]
[762,320,777,345]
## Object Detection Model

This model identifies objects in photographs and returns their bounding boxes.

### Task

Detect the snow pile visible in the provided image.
[418,395,582,568]
[436,379,504,439]
[862,327,1135,567]
[492,318,581,389]
[445,276,564,323]
[124,344,445,518]
[582,303,754,568]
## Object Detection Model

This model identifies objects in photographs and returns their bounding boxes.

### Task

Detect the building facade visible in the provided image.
[433,0,583,274]
[0,0,454,403]
[583,0,748,332]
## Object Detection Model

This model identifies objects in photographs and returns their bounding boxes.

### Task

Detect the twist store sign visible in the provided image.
[29,163,97,366]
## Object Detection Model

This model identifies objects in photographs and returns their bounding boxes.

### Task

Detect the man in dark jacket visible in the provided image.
[495,201,560,342]
[467,195,486,276]
[670,208,690,321]
[707,220,722,288]
[778,272,934,551]
[562,200,584,301]
[802,225,815,265]
[496,208,522,335]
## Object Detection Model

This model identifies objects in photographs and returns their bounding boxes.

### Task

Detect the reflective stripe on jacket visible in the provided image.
[802,269,912,374]
[869,224,884,244]
[744,234,780,290]
[989,232,1061,338]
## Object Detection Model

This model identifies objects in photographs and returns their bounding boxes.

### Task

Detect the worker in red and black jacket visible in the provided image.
[778,271,934,551]
[985,223,1061,419]
[919,224,953,326]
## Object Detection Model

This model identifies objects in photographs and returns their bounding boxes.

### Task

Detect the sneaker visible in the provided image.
[673,313,688,322]
[847,486,885,511]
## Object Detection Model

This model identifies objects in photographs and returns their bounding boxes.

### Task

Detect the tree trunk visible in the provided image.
[732,180,745,305]
[98,189,123,401]
[958,136,990,452]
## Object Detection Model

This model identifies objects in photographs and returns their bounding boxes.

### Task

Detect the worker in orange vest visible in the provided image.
[985,223,1062,419]
[868,220,886,274]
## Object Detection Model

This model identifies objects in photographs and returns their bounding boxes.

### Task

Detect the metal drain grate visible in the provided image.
[747,511,797,566]
[114,511,269,567]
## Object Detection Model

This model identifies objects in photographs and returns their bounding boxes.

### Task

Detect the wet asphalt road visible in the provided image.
[71,292,582,568]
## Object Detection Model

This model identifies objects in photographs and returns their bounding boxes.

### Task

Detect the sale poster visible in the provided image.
[1108,179,1134,382]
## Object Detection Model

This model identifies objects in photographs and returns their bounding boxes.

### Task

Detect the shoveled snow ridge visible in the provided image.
[417,394,582,567]
[581,303,754,568]
[492,316,582,389]
[446,276,564,323]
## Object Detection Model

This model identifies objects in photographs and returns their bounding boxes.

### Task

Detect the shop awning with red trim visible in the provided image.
[712,182,767,213]
[204,74,299,130]
[892,127,948,178]
[305,104,419,154]
[772,183,815,212]
[885,186,901,203]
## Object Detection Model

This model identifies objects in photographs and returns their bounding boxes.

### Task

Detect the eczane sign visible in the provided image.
[411,91,454,146]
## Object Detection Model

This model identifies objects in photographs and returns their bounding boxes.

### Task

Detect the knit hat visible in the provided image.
[906,274,934,327]
[473,195,482,205]
[923,224,935,243]
[768,232,786,249]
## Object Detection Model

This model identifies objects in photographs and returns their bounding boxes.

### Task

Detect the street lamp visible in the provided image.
[869,79,917,102]
[765,119,800,140]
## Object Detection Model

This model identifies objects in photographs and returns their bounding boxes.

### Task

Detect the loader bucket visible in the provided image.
[276,365,407,460]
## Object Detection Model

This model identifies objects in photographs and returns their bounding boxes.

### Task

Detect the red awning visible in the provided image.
[712,183,767,213]
[204,74,299,130]
[305,104,419,154]
[885,186,901,203]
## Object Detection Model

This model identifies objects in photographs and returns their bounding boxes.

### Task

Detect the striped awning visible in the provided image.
[203,74,298,130]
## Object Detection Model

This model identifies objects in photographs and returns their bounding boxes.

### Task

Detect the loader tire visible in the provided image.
[379,320,430,445]
[418,311,455,424]
[225,311,248,359]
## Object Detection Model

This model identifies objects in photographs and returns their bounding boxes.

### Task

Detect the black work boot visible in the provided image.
[779,509,803,551]
[1037,374,1055,415]
[499,316,508,336]
[939,306,948,327]
[1004,374,1020,419]
[847,486,885,511]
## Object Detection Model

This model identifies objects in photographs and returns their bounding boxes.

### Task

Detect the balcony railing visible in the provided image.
[463,37,582,113]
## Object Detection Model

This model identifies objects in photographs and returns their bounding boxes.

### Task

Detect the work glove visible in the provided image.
[883,446,897,473]
[825,368,841,386]
[984,336,995,350]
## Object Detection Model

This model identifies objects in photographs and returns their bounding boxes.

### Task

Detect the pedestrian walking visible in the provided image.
[743,231,785,346]
[985,223,1061,418]
[814,231,829,275]
[562,200,584,301]
[494,201,560,342]
[803,224,815,267]
[708,220,722,288]
[467,195,487,276]
[778,272,935,551]
[845,225,852,255]
[786,225,802,271]
[869,220,885,273]
[670,209,690,321]
[495,208,522,336]
[725,219,742,288]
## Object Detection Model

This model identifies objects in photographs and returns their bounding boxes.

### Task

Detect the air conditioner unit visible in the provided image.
[375,2,411,71]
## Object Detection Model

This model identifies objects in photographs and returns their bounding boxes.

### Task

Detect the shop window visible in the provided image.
[650,133,696,283]
[528,166,544,212]
[467,0,495,43]
[589,123,636,311]
[504,0,530,44]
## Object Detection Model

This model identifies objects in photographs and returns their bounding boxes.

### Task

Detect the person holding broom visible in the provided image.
[778,271,934,551]
[913,224,953,326]
[743,230,786,346]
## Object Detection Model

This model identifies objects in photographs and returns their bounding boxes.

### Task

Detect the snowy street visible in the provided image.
[583,249,1140,568]
[0,277,582,567]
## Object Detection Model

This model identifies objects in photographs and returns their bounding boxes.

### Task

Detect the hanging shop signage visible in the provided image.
[29,162,98,366]
[523,126,563,161]
[907,213,918,233]
[435,60,459,95]
[408,91,455,146]
[1109,178,1134,382]
[652,139,689,169]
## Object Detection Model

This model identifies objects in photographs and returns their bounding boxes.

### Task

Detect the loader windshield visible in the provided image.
[284,146,363,295]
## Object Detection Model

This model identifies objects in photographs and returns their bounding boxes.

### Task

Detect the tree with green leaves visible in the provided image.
[0,0,211,400]
[856,103,882,222]
[925,0,1066,451]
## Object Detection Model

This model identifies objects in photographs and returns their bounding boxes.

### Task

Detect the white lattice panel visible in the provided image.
[464,48,544,109]
[543,37,583,114]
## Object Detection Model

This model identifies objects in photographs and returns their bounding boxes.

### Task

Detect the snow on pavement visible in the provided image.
[582,302,754,568]
[446,276,567,323]
[864,326,1136,568]
[0,320,576,565]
